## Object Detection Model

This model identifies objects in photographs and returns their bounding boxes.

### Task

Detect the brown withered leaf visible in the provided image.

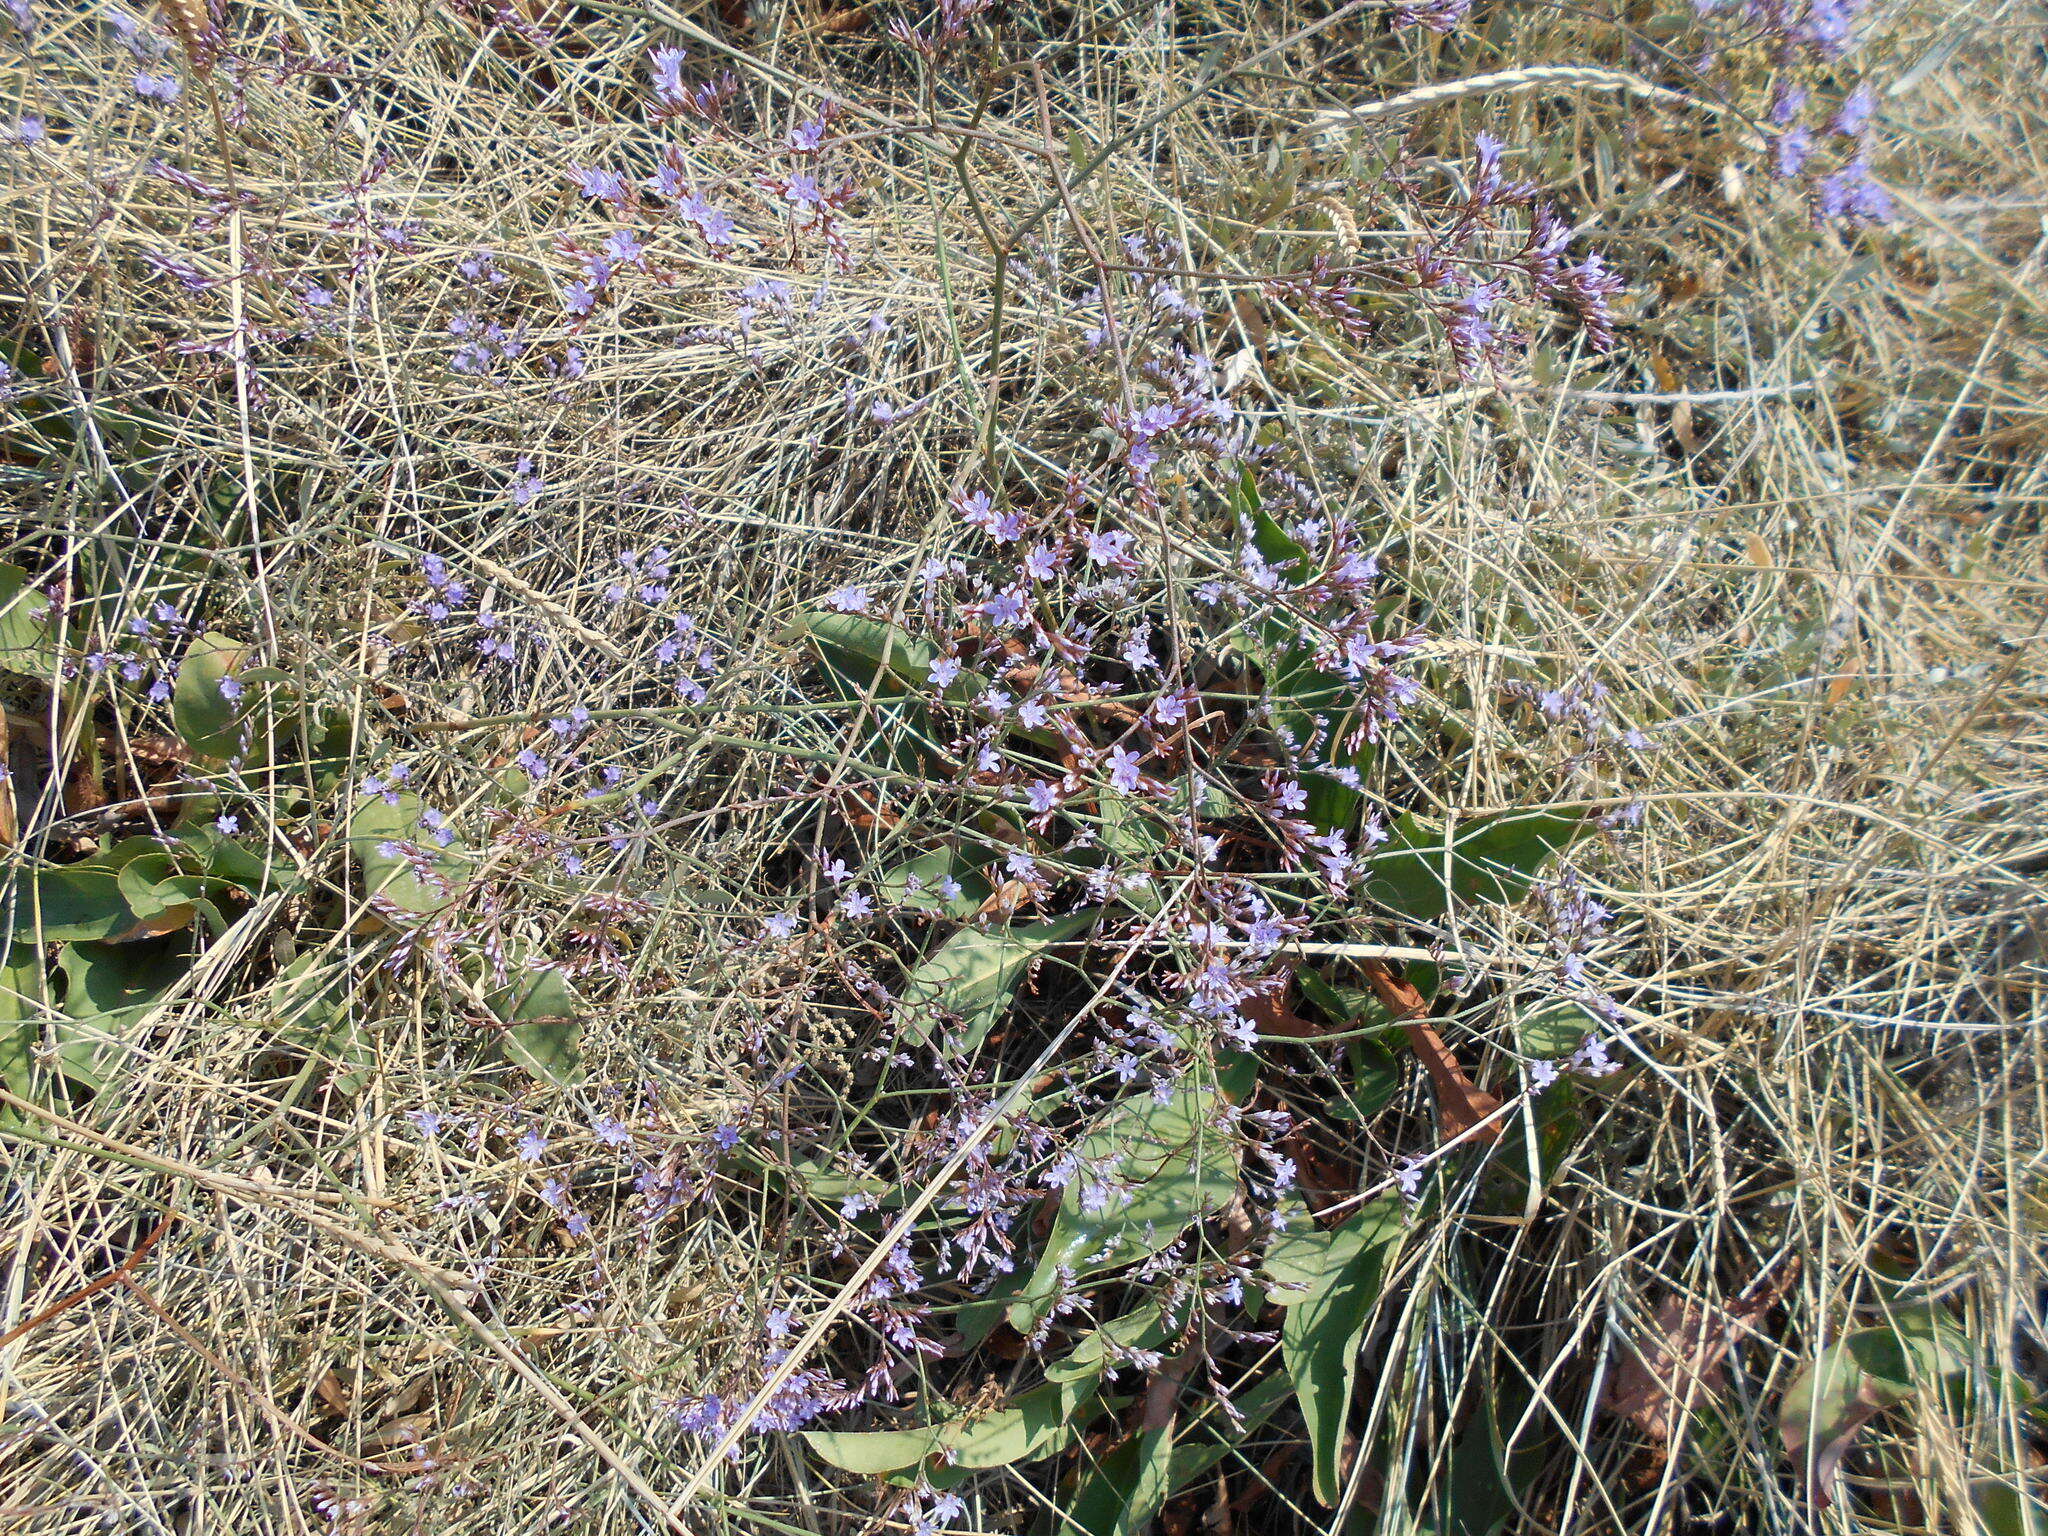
[1357,962,1503,1142]
[1606,1259,1800,1443]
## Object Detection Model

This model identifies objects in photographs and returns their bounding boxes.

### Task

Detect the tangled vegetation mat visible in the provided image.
[1,1,2044,1532]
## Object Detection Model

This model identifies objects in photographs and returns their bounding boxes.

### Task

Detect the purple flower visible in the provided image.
[1815,158,1893,227]
[826,585,871,613]
[838,888,874,919]
[570,165,630,204]
[1395,1154,1425,1199]
[1772,124,1814,180]
[509,456,546,507]
[1831,83,1876,137]
[517,1129,549,1162]
[1083,529,1134,568]
[680,194,738,249]
[133,73,181,104]
[711,1123,741,1151]
[764,913,799,940]
[978,587,1028,627]
[591,1115,634,1149]
[217,675,243,701]
[1768,85,1808,127]
[1106,745,1143,794]
[1556,255,1624,353]
[1443,280,1503,378]
[647,44,687,102]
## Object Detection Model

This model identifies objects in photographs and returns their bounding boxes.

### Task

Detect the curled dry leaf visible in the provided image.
[1605,1258,1799,1444]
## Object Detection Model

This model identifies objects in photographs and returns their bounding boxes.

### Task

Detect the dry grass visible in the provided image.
[2,0,2045,1533]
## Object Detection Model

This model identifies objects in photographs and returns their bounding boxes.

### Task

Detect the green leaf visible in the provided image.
[1973,1479,2048,1536]
[1279,1196,1407,1504]
[0,942,45,1103]
[0,564,60,676]
[1295,963,1436,1035]
[1011,1065,1241,1331]
[270,954,374,1092]
[877,845,996,919]
[1781,1318,1976,1500]
[1415,1381,1551,1536]
[806,1379,1100,1479]
[894,909,1098,1053]
[804,1424,941,1475]
[172,632,253,763]
[1331,1037,1401,1121]
[1363,809,1590,923]
[932,1377,1099,1468]
[4,864,137,942]
[52,937,191,1088]
[1064,1368,1299,1533]
[1517,1001,1600,1061]
[348,791,465,913]
[492,966,584,1087]
[1045,1303,1174,1384]
[783,611,940,696]
[1067,1422,1178,1536]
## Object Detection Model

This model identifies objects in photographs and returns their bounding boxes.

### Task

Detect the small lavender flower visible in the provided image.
[569,165,630,204]
[1772,124,1814,180]
[1768,85,1808,127]
[647,44,687,104]
[825,585,870,613]
[1830,83,1876,137]
[508,456,546,507]
[1815,158,1893,227]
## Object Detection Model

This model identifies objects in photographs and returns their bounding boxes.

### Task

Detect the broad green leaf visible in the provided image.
[1011,1065,1241,1330]
[804,1424,941,1475]
[492,966,584,1087]
[933,1377,1099,1468]
[53,937,191,1088]
[1065,1369,1299,1533]
[1260,1194,1329,1303]
[348,791,465,914]
[4,864,137,942]
[0,942,44,1103]
[1334,1037,1401,1120]
[269,954,373,1092]
[1045,1303,1174,1384]
[1067,1422,1177,1536]
[782,611,941,696]
[1363,810,1590,923]
[1279,1196,1407,1504]
[1973,1479,2048,1536]
[1781,1318,1976,1500]
[878,845,996,919]
[114,853,232,935]
[0,564,60,677]
[806,1380,1100,1478]
[172,632,253,762]
[1517,1000,1600,1060]
[894,908,1098,1053]
[1414,1382,1550,1536]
